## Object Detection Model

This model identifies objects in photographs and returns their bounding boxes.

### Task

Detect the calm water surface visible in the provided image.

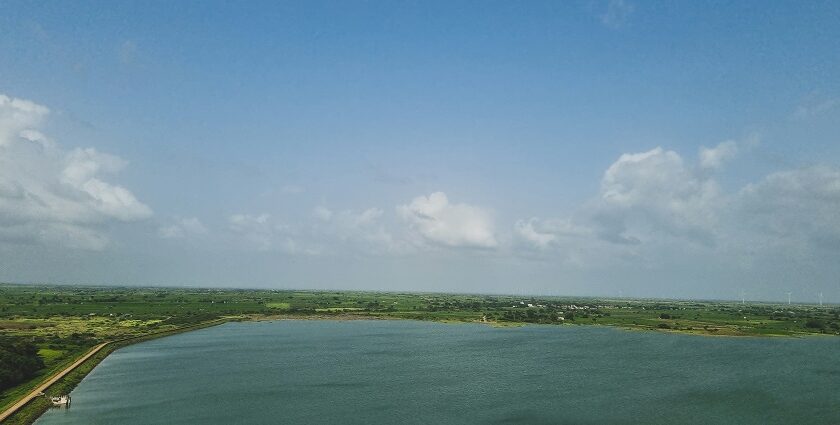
[37,320,840,424]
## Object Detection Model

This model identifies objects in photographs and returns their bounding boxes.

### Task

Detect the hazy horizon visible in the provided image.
[0,280,835,307]
[2,1,840,302]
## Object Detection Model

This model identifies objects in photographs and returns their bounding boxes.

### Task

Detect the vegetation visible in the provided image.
[0,337,44,392]
[1,283,838,423]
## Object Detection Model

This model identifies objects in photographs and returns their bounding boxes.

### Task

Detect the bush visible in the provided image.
[659,313,671,320]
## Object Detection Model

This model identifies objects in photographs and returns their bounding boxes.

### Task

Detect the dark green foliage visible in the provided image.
[805,319,825,329]
[0,337,44,392]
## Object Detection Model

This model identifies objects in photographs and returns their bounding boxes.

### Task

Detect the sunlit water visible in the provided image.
[36,320,840,424]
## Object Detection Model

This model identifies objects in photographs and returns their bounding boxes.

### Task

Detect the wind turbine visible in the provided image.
[786,292,792,305]
[740,289,745,305]
[819,292,823,307]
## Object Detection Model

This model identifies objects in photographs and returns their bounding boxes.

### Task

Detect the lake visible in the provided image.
[36,320,840,424]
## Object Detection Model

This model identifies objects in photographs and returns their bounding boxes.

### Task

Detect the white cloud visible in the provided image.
[597,147,721,244]
[514,219,556,249]
[334,208,396,248]
[398,192,497,249]
[0,93,152,250]
[331,208,384,232]
[514,139,840,288]
[516,146,725,253]
[792,97,839,119]
[157,225,184,239]
[0,222,110,251]
[0,96,49,143]
[306,206,400,254]
[228,213,273,250]
[699,140,738,169]
[514,217,591,250]
[738,166,840,248]
[313,206,333,221]
[158,217,207,239]
[228,213,319,254]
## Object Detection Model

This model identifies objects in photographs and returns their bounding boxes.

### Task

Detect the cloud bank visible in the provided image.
[0,94,151,250]
[3,94,838,299]
[515,142,840,279]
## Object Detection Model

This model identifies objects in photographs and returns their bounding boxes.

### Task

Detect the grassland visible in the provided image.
[1,283,838,423]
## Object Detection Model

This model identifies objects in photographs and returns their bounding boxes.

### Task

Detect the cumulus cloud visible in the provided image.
[514,138,840,286]
[738,166,840,249]
[699,140,738,169]
[515,219,556,249]
[158,217,207,239]
[596,146,722,245]
[0,93,151,250]
[516,146,725,252]
[398,192,497,249]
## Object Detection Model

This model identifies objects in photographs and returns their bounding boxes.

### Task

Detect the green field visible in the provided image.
[1,283,838,423]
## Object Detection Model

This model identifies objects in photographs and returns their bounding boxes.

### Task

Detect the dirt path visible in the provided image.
[0,342,108,423]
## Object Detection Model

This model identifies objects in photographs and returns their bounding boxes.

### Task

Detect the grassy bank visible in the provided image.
[0,346,89,414]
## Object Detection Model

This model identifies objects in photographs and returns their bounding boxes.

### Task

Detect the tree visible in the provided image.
[0,337,45,392]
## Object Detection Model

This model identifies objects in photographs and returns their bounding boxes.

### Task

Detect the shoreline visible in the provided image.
[246,313,820,337]
[248,313,829,338]
[0,343,107,423]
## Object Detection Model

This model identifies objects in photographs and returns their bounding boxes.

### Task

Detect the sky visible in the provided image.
[1,0,840,302]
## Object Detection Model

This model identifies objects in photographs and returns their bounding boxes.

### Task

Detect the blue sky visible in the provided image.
[1,0,839,302]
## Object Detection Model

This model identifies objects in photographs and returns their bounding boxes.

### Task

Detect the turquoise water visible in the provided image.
[37,320,840,424]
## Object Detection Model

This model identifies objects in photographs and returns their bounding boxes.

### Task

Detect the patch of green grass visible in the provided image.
[36,348,64,362]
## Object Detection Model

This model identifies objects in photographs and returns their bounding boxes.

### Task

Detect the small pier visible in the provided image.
[49,395,71,408]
